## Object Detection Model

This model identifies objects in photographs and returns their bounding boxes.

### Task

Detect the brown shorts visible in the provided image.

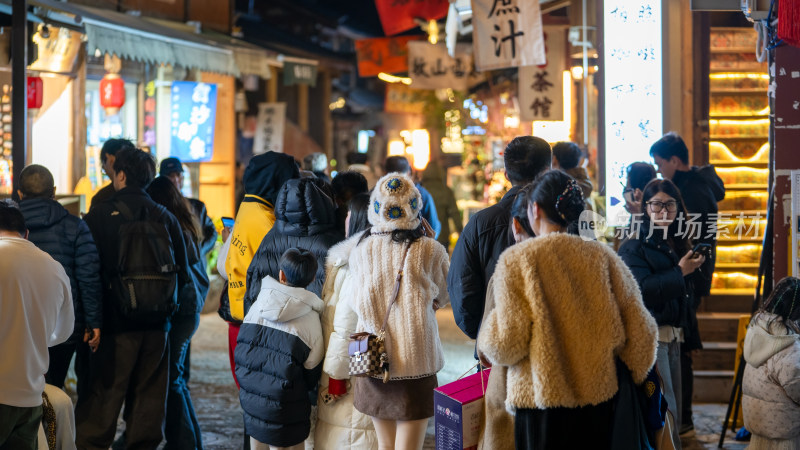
[352,374,438,421]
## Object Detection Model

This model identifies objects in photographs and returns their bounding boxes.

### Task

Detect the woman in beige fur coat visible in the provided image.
[478,170,658,450]
[347,173,450,450]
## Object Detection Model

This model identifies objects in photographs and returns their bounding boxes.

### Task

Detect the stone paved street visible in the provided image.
[189,308,750,449]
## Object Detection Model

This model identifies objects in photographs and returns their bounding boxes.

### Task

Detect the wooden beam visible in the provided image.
[297,83,309,133]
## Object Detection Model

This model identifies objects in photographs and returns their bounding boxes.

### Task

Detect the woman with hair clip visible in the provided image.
[742,276,800,449]
[618,178,705,449]
[347,173,449,450]
[146,176,207,449]
[315,192,378,449]
[478,170,658,449]
[477,184,534,450]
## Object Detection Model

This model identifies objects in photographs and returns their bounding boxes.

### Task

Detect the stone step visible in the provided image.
[700,294,755,313]
[694,341,738,371]
[698,312,747,342]
[693,370,735,403]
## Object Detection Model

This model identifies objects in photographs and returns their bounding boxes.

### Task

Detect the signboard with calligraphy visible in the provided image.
[374,0,449,36]
[472,0,545,71]
[519,26,566,122]
[407,42,483,90]
[355,36,419,77]
[385,84,427,114]
[254,102,287,154]
[143,65,157,151]
[603,0,663,226]
[283,62,318,87]
[169,81,218,162]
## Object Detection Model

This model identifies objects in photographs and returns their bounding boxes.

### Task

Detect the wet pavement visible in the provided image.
[188,308,750,449]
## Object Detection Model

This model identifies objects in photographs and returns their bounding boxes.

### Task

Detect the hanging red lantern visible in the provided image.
[100,73,125,115]
[27,76,43,110]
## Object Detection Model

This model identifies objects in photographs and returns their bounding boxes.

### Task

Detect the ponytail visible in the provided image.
[528,170,585,235]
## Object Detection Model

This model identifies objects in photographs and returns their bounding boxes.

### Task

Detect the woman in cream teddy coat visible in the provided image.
[478,170,658,449]
[347,173,450,450]
[314,193,378,450]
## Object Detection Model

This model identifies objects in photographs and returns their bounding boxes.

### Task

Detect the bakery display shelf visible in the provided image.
[710,161,768,167]
[710,288,756,296]
[710,135,768,140]
[710,47,757,53]
[724,184,769,190]
[715,263,760,269]
[709,114,769,120]
[717,237,764,244]
[709,89,767,95]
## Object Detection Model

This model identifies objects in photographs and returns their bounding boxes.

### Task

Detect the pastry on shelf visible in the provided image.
[709,141,769,163]
[716,166,768,186]
[712,271,758,290]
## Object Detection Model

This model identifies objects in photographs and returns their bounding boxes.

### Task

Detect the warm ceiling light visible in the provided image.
[429,19,439,45]
[378,72,412,85]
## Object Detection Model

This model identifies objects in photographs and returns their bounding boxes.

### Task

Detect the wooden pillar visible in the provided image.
[297,83,309,133]
[321,70,333,157]
[11,0,26,198]
[267,66,278,103]
[72,44,87,192]
[772,44,800,283]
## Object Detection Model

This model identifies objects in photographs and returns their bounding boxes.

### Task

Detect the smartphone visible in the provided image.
[691,243,712,258]
[221,216,235,229]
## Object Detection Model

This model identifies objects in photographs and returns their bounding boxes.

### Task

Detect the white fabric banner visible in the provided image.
[253,102,286,154]
[519,26,566,121]
[471,0,545,71]
[407,42,483,90]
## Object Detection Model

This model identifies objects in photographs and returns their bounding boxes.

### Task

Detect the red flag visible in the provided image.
[374,0,449,36]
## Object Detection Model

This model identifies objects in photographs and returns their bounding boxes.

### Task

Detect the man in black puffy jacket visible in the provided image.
[17,165,101,395]
[243,177,344,316]
[448,136,552,341]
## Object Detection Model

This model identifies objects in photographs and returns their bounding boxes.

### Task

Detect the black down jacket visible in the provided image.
[618,227,690,329]
[447,185,520,339]
[243,177,344,316]
[19,197,103,330]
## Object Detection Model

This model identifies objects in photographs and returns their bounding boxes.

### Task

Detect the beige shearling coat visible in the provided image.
[478,233,658,411]
[347,234,450,379]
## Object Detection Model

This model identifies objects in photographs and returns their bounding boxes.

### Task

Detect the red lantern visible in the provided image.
[27,76,43,110]
[100,74,125,115]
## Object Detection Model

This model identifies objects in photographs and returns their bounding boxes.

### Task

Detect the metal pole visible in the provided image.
[582,0,589,147]
[11,0,27,200]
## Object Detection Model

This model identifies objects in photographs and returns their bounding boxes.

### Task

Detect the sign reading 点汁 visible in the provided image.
[253,102,287,154]
[472,0,545,71]
[603,0,663,226]
[519,26,567,122]
[170,81,218,162]
[407,42,483,90]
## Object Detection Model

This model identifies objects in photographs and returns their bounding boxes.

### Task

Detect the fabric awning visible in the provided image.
[26,0,238,75]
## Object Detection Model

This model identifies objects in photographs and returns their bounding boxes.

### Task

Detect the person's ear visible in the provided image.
[50,187,56,199]
[512,217,524,235]
[504,170,510,183]
[23,229,29,240]
[633,188,643,202]
[278,270,287,284]
[16,189,24,200]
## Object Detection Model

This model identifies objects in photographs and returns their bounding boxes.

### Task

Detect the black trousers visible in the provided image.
[681,348,694,426]
[75,330,169,450]
[45,329,80,388]
[514,400,614,450]
[0,404,42,450]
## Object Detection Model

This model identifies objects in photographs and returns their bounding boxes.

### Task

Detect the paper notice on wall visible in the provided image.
[253,102,286,154]
[519,26,567,121]
[472,0,545,71]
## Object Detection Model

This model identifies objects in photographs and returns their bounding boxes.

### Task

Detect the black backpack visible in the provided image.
[110,201,179,321]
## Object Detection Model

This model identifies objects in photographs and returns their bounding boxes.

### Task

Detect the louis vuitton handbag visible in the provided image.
[349,243,411,383]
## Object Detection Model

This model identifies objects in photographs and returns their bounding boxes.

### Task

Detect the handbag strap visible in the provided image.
[379,243,412,334]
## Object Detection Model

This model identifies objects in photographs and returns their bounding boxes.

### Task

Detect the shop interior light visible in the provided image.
[378,72,412,85]
[709,72,770,80]
[388,139,406,156]
[710,118,770,125]
[328,97,346,110]
[532,71,572,142]
[409,129,430,170]
[570,65,584,80]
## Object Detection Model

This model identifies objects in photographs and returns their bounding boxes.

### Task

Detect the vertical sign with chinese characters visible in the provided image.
[170,81,218,162]
[603,0,663,226]
[519,26,566,121]
[143,65,157,151]
[407,42,483,90]
[471,0,545,71]
[253,102,287,154]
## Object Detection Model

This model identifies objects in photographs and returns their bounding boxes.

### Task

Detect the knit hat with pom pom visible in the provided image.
[368,172,423,233]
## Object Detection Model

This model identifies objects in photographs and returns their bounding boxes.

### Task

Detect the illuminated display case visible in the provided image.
[708,28,769,295]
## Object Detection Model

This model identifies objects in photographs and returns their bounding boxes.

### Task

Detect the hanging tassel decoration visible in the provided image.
[777,0,800,47]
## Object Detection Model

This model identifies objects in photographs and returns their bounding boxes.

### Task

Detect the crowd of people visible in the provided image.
[1,131,799,450]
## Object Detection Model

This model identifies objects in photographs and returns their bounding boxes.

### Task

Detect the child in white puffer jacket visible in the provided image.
[743,276,800,450]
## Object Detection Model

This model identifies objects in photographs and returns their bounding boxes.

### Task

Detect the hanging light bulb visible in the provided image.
[428,19,439,45]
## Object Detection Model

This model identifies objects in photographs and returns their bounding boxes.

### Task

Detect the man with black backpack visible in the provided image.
[76,148,192,450]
